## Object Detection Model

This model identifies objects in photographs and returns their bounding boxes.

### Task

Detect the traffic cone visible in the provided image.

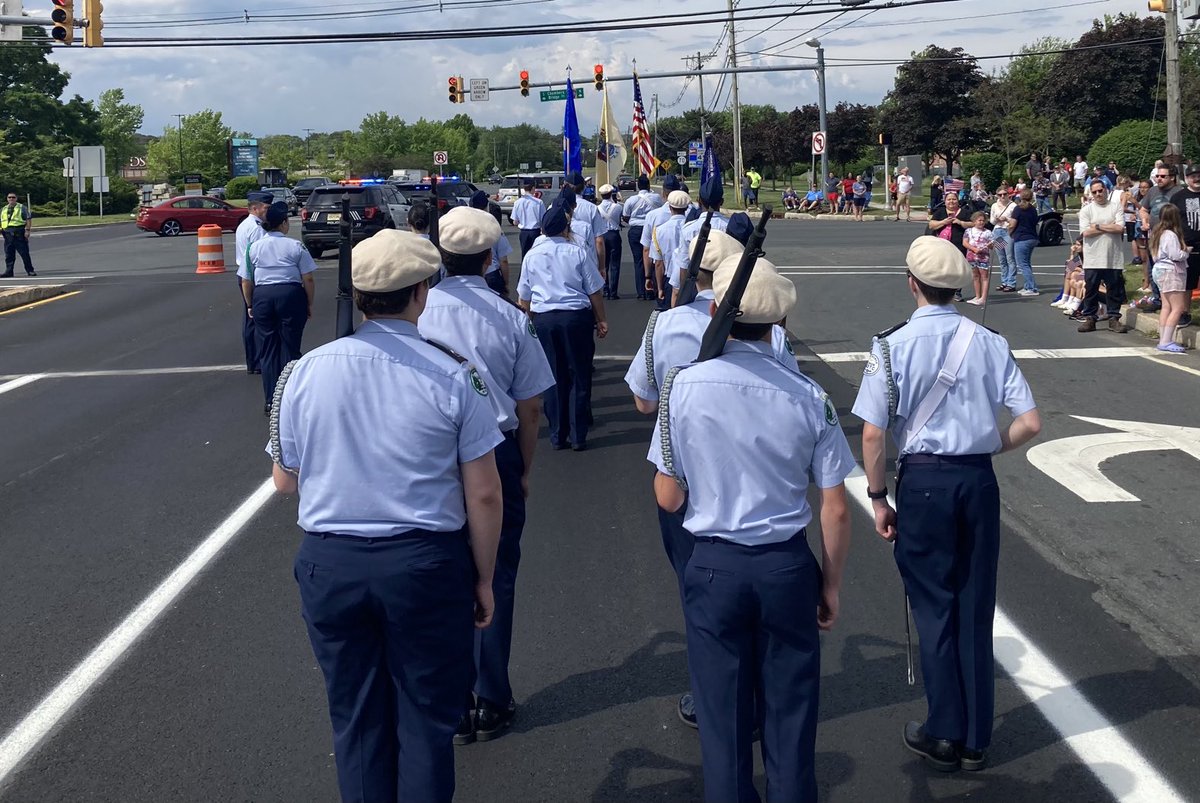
[196,224,226,274]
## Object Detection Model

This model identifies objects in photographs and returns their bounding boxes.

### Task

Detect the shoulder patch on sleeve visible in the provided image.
[469,367,489,397]
[874,319,909,339]
[864,353,880,376]
[783,337,795,356]
[822,393,837,426]
[527,318,538,338]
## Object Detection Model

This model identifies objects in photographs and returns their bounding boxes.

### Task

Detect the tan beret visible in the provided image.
[438,206,500,256]
[352,229,441,293]
[598,183,615,195]
[688,229,743,272]
[667,190,692,209]
[712,254,796,324]
[906,236,972,289]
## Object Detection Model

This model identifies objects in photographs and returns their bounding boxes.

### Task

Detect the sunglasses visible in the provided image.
[1154,174,1171,179]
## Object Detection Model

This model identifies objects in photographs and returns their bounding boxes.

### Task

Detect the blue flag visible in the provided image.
[563,76,582,177]
[698,135,723,209]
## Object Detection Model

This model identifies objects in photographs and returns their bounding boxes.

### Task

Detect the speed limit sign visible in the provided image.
[433,151,449,165]
[811,131,826,156]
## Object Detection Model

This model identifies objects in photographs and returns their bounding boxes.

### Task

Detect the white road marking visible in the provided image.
[0,479,278,785]
[1140,354,1200,378]
[777,269,1064,278]
[597,347,1166,364]
[842,469,1186,802]
[0,375,45,396]
[773,264,1068,270]
[0,366,244,383]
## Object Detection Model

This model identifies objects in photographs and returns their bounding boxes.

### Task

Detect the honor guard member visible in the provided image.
[669,175,730,305]
[640,175,683,300]
[598,183,624,298]
[647,191,690,309]
[235,191,273,373]
[418,207,554,745]
[622,175,663,299]
[509,180,546,257]
[243,201,317,415]
[517,201,608,451]
[558,186,601,281]
[2,192,36,277]
[469,190,513,296]
[566,171,607,276]
[268,228,503,803]
[651,255,854,803]
[852,236,1042,773]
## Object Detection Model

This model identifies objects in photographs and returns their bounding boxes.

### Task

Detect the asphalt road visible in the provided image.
[1,219,1198,802]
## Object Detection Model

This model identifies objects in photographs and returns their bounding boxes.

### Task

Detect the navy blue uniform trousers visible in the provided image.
[603,230,622,296]
[684,532,821,803]
[518,229,539,258]
[474,433,526,707]
[252,283,307,406]
[2,229,34,275]
[628,225,647,298]
[296,529,475,803]
[532,308,595,448]
[238,278,258,372]
[485,270,507,297]
[894,454,1000,751]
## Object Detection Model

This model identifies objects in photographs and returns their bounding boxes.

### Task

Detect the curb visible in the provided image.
[0,284,68,313]
[1122,304,1197,348]
[780,212,930,223]
[35,220,135,234]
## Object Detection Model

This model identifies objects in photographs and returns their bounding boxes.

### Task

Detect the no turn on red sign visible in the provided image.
[811,131,826,156]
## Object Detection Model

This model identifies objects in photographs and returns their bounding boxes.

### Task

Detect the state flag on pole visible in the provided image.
[563,76,582,177]
[595,84,628,188]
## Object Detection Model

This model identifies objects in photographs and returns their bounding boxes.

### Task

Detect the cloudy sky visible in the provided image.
[43,0,1151,140]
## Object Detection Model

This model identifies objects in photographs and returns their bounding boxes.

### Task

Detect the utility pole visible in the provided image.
[728,0,745,205]
[174,113,186,178]
[683,52,713,150]
[1165,0,1183,160]
[652,93,660,171]
[303,128,314,171]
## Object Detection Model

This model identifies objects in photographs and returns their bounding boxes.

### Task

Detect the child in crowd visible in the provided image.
[1150,204,1191,353]
[1052,236,1086,315]
[963,211,994,305]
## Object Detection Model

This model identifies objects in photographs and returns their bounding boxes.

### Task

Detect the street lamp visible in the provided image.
[806,39,828,188]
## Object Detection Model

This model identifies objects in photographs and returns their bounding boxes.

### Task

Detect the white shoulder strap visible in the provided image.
[901,317,977,452]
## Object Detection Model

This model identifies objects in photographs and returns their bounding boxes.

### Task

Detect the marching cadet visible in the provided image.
[517,201,608,451]
[651,254,854,803]
[234,190,273,373]
[242,201,316,415]
[647,190,690,309]
[418,207,555,745]
[558,186,601,281]
[597,183,624,298]
[852,236,1042,773]
[622,175,663,299]
[468,190,513,296]
[640,175,683,301]
[669,175,729,304]
[565,171,607,275]
[509,179,546,257]
[268,228,503,803]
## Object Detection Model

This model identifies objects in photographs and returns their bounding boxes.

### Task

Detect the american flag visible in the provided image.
[944,176,965,194]
[631,74,656,177]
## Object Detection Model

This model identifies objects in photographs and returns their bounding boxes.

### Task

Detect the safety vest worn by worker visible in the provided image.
[1,204,28,229]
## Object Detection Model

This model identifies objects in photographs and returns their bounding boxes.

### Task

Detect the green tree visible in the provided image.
[340,112,409,175]
[145,109,234,184]
[97,88,144,176]
[827,101,877,172]
[261,134,307,174]
[1087,120,1165,179]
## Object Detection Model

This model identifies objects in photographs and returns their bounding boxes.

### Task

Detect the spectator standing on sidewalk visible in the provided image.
[1025,152,1043,182]
[927,192,972,302]
[1076,180,1129,333]
[894,167,915,222]
[1033,173,1053,215]
[963,212,994,305]
[852,176,867,221]
[929,175,945,213]
[1073,155,1089,196]
[1008,189,1041,296]
[1050,163,1071,211]
[1138,164,1184,312]
[1150,204,1191,352]
[1169,164,1200,328]
[990,189,1018,292]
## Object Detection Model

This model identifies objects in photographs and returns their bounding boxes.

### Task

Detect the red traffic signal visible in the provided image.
[520,70,530,97]
[51,0,75,44]
[448,76,460,104]
[593,64,604,91]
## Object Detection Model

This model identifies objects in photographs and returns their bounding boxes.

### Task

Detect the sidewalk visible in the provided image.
[0,284,68,313]
[1123,304,1198,349]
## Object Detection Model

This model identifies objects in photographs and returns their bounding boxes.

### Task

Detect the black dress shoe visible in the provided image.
[475,698,516,742]
[453,710,476,746]
[263,403,271,417]
[0,273,12,278]
[571,442,587,452]
[960,747,988,771]
[902,721,959,772]
[677,693,698,729]
[26,271,37,277]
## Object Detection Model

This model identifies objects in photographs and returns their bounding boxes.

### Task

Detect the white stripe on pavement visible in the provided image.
[0,375,45,396]
[841,470,1185,802]
[597,347,1163,364]
[0,479,278,786]
[0,365,245,382]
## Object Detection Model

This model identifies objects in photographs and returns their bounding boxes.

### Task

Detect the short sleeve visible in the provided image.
[496,235,513,260]
[810,413,856,489]
[510,317,555,401]
[625,317,657,402]
[1000,351,1036,419]
[264,363,301,469]
[580,252,605,295]
[455,365,505,463]
[516,261,533,301]
[850,339,890,430]
[298,246,318,275]
[640,222,655,248]
[647,382,687,481]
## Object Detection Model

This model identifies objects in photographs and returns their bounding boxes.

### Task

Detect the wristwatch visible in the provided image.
[867,486,889,500]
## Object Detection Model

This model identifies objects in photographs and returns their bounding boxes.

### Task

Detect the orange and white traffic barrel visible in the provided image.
[196,224,226,274]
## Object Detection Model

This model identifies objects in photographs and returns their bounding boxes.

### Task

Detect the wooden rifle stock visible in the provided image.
[695,206,772,361]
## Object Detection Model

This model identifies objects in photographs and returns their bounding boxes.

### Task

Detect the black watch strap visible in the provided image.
[867,486,889,500]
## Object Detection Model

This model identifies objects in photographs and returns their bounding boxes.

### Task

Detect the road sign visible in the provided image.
[520,162,530,170]
[661,159,674,171]
[535,161,542,169]
[677,151,687,162]
[433,151,448,165]
[539,88,585,102]
[811,131,827,156]
[470,78,489,102]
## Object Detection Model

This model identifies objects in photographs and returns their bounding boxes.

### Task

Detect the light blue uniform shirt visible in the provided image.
[623,190,661,226]
[640,205,673,250]
[625,290,799,402]
[851,304,1036,457]
[670,212,729,288]
[569,216,599,271]
[268,318,503,537]
[517,235,604,312]
[511,194,546,230]
[649,215,687,286]
[420,275,555,432]
[598,199,623,233]
[248,231,317,285]
[650,340,856,545]
[234,214,265,280]
[486,232,513,275]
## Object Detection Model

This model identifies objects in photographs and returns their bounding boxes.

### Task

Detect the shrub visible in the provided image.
[32,201,65,217]
[1087,120,1164,180]
[960,152,1006,191]
[226,176,259,200]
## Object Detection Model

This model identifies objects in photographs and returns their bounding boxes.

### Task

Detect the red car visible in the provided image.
[136,195,249,236]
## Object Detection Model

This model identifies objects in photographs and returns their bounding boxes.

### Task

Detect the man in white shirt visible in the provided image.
[1072,155,1089,198]
[893,168,915,222]
[1076,179,1129,333]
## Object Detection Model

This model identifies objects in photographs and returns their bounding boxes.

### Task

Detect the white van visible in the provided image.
[496,172,566,214]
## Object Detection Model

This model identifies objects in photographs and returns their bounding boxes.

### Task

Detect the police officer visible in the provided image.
[418,207,554,744]
[852,236,1042,773]
[242,201,316,415]
[651,255,854,803]
[669,175,729,305]
[566,171,607,274]
[468,190,513,296]
[510,179,546,257]
[235,191,273,373]
[648,190,690,309]
[597,183,624,298]
[640,175,683,301]
[268,228,503,803]
[622,175,663,299]
[2,191,36,277]
[517,201,607,451]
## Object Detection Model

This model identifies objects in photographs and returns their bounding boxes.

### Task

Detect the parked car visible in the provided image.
[293,176,332,206]
[300,182,412,258]
[495,172,565,214]
[268,187,300,216]
[208,186,227,200]
[135,196,249,237]
[616,174,636,191]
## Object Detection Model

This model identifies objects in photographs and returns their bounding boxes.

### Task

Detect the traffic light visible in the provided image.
[83,0,103,47]
[593,64,604,91]
[1148,0,1167,10]
[448,76,459,103]
[520,70,530,97]
[51,0,73,44]
[878,133,892,146]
